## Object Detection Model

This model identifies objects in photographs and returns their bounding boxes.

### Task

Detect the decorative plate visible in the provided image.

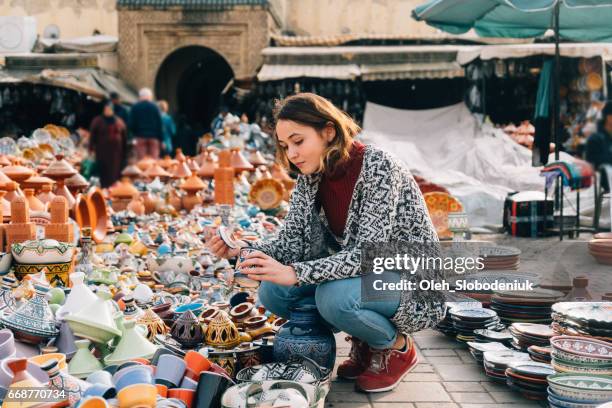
[550,336,612,360]
[450,308,497,321]
[466,342,509,353]
[483,350,531,367]
[554,303,612,326]
[423,192,464,239]
[249,179,284,210]
[494,288,566,300]
[511,323,555,338]
[218,227,239,249]
[479,245,521,258]
[547,373,612,394]
[506,361,555,377]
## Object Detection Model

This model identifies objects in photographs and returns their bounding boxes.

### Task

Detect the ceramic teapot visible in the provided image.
[145,253,196,274]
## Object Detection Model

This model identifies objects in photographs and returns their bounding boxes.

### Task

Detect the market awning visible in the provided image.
[257,64,360,81]
[258,45,467,81]
[360,61,464,81]
[0,67,138,104]
[457,42,612,65]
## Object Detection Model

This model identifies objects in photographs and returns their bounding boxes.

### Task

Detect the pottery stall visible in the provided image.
[0,128,341,408]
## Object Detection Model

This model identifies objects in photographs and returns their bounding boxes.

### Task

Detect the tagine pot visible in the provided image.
[104,319,158,366]
[273,305,336,370]
[205,310,250,349]
[68,339,103,379]
[170,310,204,349]
[63,291,121,344]
[0,283,59,345]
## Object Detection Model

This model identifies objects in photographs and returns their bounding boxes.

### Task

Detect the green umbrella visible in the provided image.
[413,0,612,159]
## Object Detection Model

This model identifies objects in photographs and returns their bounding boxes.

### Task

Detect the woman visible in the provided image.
[208,93,444,393]
[89,101,127,188]
[158,100,176,156]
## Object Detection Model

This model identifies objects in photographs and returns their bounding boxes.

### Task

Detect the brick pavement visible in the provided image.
[325,330,547,408]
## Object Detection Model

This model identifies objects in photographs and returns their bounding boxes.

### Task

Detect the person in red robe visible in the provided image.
[89,101,127,188]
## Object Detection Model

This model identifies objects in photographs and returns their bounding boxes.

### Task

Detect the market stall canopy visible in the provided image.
[0,54,137,104]
[33,35,118,53]
[257,45,466,81]
[457,42,612,65]
[412,0,612,42]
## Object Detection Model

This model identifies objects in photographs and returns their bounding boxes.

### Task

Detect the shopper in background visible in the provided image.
[158,100,176,157]
[110,92,130,129]
[89,100,127,188]
[129,88,163,159]
[586,101,612,191]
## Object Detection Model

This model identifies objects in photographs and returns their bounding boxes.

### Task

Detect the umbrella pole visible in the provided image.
[553,1,561,161]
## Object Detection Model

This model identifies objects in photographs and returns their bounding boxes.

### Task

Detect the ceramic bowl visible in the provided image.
[175,303,204,316]
[113,364,154,391]
[550,336,612,363]
[83,383,117,400]
[167,388,195,408]
[29,353,67,372]
[11,239,75,264]
[155,354,186,388]
[86,370,113,386]
[0,329,16,360]
[79,396,111,408]
[0,253,12,275]
[116,383,157,408]
[183,350,211,375]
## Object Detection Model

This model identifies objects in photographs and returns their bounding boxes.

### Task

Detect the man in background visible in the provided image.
[129,88,163,159]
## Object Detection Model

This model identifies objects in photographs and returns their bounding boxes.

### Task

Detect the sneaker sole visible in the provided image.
[356,355,419,393]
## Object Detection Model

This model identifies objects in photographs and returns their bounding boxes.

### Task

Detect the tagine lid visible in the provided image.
[122,165,143,178]
[65,173,89,188]
[109,178,138,199]
[172,160,192,179]
[2,164,35,182]
[181,174,206,193]
[42,155,78,179]
[144,164,171,179]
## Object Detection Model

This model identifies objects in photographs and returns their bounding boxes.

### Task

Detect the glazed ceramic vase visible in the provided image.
[273,305,336,370]
[170,310,204,349]
[104,319,158,366]
[56,272,97,320]
[0,283,59,345]
[42,358,88,405]
[68,339,103,379]
[64,290,121,344]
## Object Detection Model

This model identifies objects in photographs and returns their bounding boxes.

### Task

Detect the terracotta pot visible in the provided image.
[23,188,45,212]
[86,188,108,243]
[127,196,145,216]
[74,193,93,229]
[140,191,157,214]
[37,184,56,205]
[230,148,253,173]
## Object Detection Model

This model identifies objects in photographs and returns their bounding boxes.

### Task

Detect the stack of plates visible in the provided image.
[587,238,612,265]
[482,350,530,383]
[473,328,513,346]
[490,289,566,324]
[436,300,483,337]
[505,361,554,400]
[509,323,555,351]
[547,374,612,408]
[527,345,552,363]
[550,336,612,375]
[551,302,612,341]
[449,308,501,342]
[479,245,521,270]
[467,341,509,363]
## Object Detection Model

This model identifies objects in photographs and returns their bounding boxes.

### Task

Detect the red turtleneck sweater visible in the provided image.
[317,141,366,237]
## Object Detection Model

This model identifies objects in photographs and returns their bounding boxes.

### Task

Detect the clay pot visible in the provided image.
[65,173,89,196]
[86,188,108,243]
[121,165,143,180]
[2,164,35,184]
[37,184,56,205]
[170,310,204,349]
[23,188,45,212]
[230,148,253,173]
[127,196,145,216]
[172,161,192,179]
[74,193,93,229]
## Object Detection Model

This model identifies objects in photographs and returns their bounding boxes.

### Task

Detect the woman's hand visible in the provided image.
[239,251,298,286]
[206,235,242,259]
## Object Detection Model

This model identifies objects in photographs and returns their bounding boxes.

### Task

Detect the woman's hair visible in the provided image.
[272,93,361,173]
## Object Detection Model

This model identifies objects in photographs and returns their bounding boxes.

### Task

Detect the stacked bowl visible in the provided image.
[588,238,612,265]
[505,361,554,401]
[550,336,612,375]
[509,323,554,351]
[547,373,612,408]
[449,308,501,343]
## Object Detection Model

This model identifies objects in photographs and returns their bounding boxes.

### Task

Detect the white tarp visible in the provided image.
[361,102,610,230]
[457,43,612,65]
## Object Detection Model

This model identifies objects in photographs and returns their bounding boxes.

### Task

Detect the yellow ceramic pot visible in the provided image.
[117,383,157,408]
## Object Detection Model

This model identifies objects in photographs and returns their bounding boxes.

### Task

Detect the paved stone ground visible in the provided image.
[325,330,547,408]
[324,232,607,407]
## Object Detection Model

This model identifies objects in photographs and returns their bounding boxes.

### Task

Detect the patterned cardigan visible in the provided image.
[249,144,446,334]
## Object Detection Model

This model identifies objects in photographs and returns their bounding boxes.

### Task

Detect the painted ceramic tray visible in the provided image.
[548,373,612,392]
[449,308,497,321]
[506,361,554,377]
[483,350,531,367]
[249,179,284,210]
[511,323,555,338]
[553,303,612,326]
[479,245,521,258]
[423,192,463,239]
[218,227,239,249]
[494,288,566,300]
[550,336,612,359]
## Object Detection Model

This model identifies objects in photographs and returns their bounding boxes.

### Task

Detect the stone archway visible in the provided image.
[155,46,234,154]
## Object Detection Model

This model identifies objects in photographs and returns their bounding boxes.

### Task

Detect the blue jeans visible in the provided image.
[258,276,401,349]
